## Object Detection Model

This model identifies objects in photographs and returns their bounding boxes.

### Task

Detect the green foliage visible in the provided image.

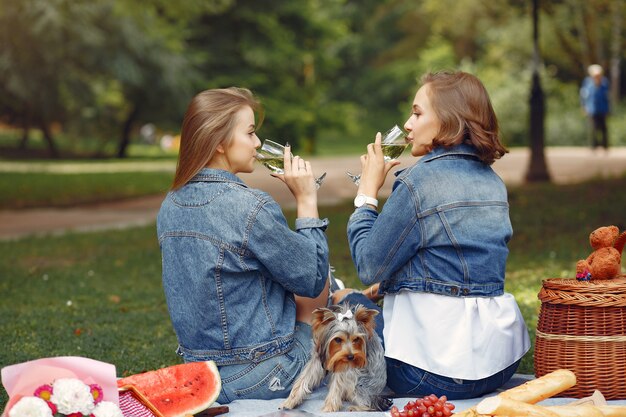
[1,0,625,157]
[186,0,358,153]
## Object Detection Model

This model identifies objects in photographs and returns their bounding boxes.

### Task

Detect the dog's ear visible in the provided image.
[354,305,379,338]
[311,307,336,342]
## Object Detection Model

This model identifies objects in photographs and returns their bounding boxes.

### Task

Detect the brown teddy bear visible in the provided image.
[576,225,626,280]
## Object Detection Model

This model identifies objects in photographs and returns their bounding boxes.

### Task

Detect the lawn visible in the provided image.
[0,171,174,209]
[1,175,625,406]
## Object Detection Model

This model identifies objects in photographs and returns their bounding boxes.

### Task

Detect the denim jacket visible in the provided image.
[348,144,512,297]
[157,168,329,365]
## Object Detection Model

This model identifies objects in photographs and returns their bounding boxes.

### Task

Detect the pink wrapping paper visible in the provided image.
[1,356,118,417]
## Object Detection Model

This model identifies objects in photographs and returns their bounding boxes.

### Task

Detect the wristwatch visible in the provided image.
[354,194,379,209]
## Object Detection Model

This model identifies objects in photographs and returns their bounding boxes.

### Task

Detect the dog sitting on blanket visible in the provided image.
[281,303,392,412]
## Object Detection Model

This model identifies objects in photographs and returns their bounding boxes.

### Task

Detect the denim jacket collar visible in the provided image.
[421,143,480,163]
[188,168,249,187]
[394,144,479,178]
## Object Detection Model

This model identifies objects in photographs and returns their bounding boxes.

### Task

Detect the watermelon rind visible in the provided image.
[118,361,221,417]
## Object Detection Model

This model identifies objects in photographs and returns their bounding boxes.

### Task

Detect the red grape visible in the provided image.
[399,394,457,417]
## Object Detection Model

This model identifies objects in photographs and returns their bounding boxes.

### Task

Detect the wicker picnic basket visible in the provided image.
[534,277,626,399]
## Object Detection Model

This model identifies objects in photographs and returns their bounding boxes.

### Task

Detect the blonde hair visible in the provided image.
[172,87,264,189]
[421,71,507,165]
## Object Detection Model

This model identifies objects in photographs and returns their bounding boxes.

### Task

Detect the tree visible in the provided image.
[187,0,355,153]
[609,0,622,103]
[0,0,208,158]
[0,0,94,157]
[526,0,551,182]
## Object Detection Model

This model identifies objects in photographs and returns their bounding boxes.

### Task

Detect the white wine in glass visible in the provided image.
[255,140,326,188]
[381,143,409,161]
[259,157,285,174]
[346,125,408,186]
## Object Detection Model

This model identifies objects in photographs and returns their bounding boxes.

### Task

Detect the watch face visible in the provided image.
[354,195,366,207]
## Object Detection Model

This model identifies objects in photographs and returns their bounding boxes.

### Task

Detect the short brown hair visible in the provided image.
[171,87,264,189]
[421,71,507,164]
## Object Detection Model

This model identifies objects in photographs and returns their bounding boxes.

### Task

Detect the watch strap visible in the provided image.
[355,194,379,209]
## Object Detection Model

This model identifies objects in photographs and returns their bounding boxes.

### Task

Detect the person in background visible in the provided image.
[580,64,610,150]
[347,71,530,399]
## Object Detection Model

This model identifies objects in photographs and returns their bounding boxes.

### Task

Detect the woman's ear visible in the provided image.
[215,143,226,154]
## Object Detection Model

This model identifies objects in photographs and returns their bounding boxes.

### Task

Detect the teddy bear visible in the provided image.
[576,225,626,281]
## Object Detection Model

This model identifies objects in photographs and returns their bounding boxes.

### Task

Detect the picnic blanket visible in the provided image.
[222,374,626,417]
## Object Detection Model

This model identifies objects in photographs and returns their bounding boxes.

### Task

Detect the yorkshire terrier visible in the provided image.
[281,303,391,412]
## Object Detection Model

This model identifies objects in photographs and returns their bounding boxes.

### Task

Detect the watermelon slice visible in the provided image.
[117,361,221,417]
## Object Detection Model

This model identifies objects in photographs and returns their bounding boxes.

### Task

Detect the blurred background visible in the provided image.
[1,0,624,159]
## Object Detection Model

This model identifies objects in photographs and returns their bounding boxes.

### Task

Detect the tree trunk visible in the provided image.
[117,105,139,158]
[40,123,59,158]
[526,71,551,182]
[610,0,622,104]
[19,123,29,150]
[526,0,551,183]
[575,1,591,71]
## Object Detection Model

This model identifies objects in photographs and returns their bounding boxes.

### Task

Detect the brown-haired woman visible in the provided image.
[347,71,530,399]
[157,87,332,403]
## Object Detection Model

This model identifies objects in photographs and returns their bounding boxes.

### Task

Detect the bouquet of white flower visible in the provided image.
[8,378,123,417]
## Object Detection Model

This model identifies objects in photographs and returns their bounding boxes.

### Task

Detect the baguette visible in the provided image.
[498,370,576,403]
[471,397,626,417]
[452,369,576,417]
[476,396,559,417]
[547,405,604,417]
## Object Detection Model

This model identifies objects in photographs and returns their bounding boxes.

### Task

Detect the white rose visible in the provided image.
[9,397,53,417]
[92,401,124,417]
[50,378,95,415]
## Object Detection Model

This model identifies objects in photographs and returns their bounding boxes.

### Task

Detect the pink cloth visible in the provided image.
[1,356,118,417]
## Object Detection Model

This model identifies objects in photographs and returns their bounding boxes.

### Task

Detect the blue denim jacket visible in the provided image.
[348,144,512,297]
[157,168,329,365]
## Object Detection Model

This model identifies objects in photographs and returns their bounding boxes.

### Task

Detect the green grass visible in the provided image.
[1,176,626,405]
[0,172,174,209]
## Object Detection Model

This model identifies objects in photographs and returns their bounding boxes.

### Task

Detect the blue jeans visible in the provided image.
[386,357,521,400]
[215,322,313,404]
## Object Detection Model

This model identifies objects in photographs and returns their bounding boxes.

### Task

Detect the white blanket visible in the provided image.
[223,374,626,417]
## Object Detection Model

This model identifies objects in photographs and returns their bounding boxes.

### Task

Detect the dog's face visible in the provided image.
[311,304,379,373]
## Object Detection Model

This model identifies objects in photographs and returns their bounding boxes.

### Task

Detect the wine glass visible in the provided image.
[255,139,326,189]
[346,125,408,186]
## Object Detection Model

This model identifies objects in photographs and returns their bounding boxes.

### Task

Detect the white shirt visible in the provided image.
[383,291,530,380]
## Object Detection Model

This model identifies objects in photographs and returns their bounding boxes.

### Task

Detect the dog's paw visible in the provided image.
[321,404,341,413]
[348,405,371,412]
[371,395,394,411]
[280,397,298,410]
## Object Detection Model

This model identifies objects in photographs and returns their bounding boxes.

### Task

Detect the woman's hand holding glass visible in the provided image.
[347,124,407,186]
[356,132,402,197]
[255,140,326,189]
[255,140,325,218]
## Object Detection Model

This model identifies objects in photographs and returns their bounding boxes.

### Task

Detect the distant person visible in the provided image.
[580,64,610,150]
[347,70,530,399]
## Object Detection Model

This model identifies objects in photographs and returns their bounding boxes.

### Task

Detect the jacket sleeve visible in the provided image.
[246,199,329,298]
[347,178,422,286]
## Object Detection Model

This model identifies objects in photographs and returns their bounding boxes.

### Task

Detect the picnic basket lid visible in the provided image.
[538,277,626,307]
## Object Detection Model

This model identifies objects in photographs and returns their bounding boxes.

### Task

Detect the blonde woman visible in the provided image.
[157,87,331,403]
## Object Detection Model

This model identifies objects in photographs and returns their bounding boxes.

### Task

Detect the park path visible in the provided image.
[1,147,625,240]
